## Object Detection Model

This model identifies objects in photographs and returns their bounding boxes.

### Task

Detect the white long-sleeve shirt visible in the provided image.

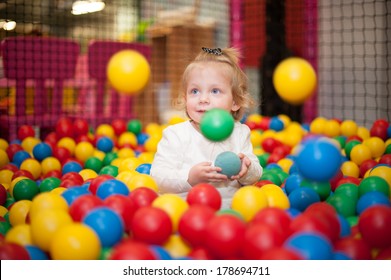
[150,120,263,209]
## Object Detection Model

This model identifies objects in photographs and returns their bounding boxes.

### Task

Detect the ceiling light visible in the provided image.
[72,0,105,15]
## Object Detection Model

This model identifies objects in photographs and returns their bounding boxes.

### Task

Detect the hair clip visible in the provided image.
[202,47,223,56]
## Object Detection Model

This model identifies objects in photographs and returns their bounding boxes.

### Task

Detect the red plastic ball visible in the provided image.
[11,169,34,181]
[17,125,35,140]
[370,125,388,141]
[261,137,282,153]
[334,237,372,260]
[359,159,378,177]
[251,207,292,240]
[103,194,137,232]
[111,119,127,136]
[0,184,7,206]
[53,146,71,164]
[0,243,30,259]
[254,180,275,188]
[242,223,286,259]
[260,247,303,260]
[109,239,156,260]
[73,119,89,137]
[42,169,62,179]
[336,176,361,188]
[0,163,18,173]
[375,246,391,260]
[289,213,335,243]
[61,172,84,185]
[178,205,215,247]
[128,187,158,208]
[131,206,172,245]
[204,214,246,259]
[358,205,391,249]
[55,117,74,139]
[373,119,389,128]
[188,247,215,260]
[330,170,344,192]
[186,183,222,211]
[69,194,103,222]
[379,154,391,166]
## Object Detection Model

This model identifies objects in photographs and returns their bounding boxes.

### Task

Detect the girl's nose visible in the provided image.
[199,92,209,103]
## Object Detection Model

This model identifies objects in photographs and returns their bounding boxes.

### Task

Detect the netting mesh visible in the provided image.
[0,0,390,141]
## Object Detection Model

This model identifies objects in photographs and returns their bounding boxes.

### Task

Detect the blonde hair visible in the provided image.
[174,47,256,121]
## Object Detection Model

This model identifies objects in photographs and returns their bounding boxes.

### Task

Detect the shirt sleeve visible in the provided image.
[236,124,263,186]
[150,126,193,194]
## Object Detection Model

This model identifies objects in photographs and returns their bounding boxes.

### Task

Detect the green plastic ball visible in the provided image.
[39,177,61,192]
[127,119,142,135]
[358,176,390,198]
[13,178,39,201]
[200,109,234,141]
[84,157,103,173]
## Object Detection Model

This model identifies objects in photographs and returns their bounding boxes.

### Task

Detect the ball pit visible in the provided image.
[0,116,390,260]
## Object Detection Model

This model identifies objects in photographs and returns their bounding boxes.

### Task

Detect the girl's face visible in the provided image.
[185,62,240,127]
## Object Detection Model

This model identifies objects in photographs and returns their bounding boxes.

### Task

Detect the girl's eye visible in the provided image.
[211,88,221,94]
[190,89,199,95]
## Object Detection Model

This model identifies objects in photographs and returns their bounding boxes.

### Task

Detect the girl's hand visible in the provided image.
[188,162,228,186]
[230,153,251,181]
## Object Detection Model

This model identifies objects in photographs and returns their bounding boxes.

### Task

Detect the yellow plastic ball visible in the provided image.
[341,161,360,178]
[246,114,263,124]
[116,170,137,188]
[118,132,137,148]
[152,194,189,232]
[0,138,9,150]
[357,126,370,140]
[0,149,9,169]
[8,200,32,226]
[74,142,95,163]
[117,147,136,158]
[340,120,358,137]
[107,50,150,95]
[363,137,385,159]
[41,157,61,175]
[21,137,41,154]
[118,157,142,173]
[231,186,268,222]
[137,152,155,164]
[0,205,8,217]
[29,192,69,221]
[96,124,115,139]
[57,137,76,155]
[273,57,317,105]
[128,173,158,192]
[259,184,290,210]
[0,169,13,185]
[5,224,32,246]
[79,168,98,181]
[145,122,162,136]
[350,144,373,166]
[323,119,341,138]
[163,234,191,258]
[277,158,294,174]
[30,210,73,251]
[20,158,42,180]
[144,136,160,153]
[168,115,186,125]
[310,117,327,134]
[250,130,263,148]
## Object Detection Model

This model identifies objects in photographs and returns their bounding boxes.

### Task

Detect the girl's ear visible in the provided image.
[231,101,240,112]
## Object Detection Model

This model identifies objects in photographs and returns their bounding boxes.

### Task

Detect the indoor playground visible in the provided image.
[0,0,391,261]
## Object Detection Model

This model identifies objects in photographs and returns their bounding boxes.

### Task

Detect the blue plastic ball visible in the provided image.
[83,207,124,247]
[356,191,391,215]
[12,150,31,167]
[32,142,52,161]
[214,151,241,177]
[61,186,90,205]
[387,125,391,138]
[284,232,333,260]
[62,161,83,174]
[96,137,114,153]
[337,214,351,238]
[333,252,351,260]
[150,245,173,260]
[96,179,129,200]
[288,187,320,212]
[137,133,149,145]
[269,117,284,131]
[25,245,50,260]
[284,173,303,195]
[135,163,152,174]
[295,138,342,182]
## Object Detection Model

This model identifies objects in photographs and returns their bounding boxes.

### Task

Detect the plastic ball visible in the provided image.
[204,214,246,259]
[269,116,284,131]
[96,179,129,199]
[129,186,158,208]
[359,176,390,198]
[69,194,103,222]
[12,150,31,167]
[107,50,150,95]
[340,160,360,178]
[32,142,52,161]
[19,158,41,180]
[135,163,152,174]
[74,141,95,163]
[127,173,158,192]
[96,136,114,153]
[29,192,69,220]
[5,223,32,246]
[163,234,191,259]
[259,183,290,209]
[340,120,358,137]
[295,138,342,182]
[214,151,241,177]
[109,239,156,260]
[13,178,39,201]
[83,207,124,247]
[127,119,142,135]
[334,236,372,260]
[200,108,235,141]
[284,232,333,260]
[131,206,172,245]
[61,186,90,205]
[369,166,391,192]
[8,200,32,226]
[273,57,317,105]
[30,209,73,251]
[50,223,101,260]
[103,194,137,231]
[0,242,30,260]
[41,157,61,176]
[25,245,49,260]
[356,191,390,215]
[21,136,40,155]
[288,187,320,212]
[178,205,215,247]
[231,185,268,222]
[186,183,222,211]
[17,125,35,140]
[358,205,391,248]
[152,194,189,232]
[84,157,103,173]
